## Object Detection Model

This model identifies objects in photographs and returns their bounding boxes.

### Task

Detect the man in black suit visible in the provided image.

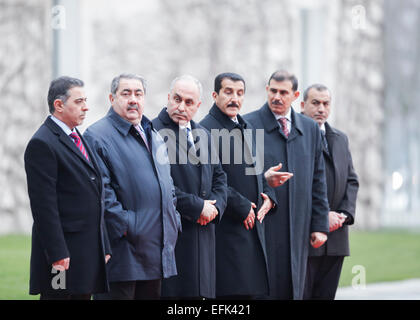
[24,76,111,300]
[200,73,276,299]
[152,75,228,299]
[301,84,359,300]
[244,71,329,299]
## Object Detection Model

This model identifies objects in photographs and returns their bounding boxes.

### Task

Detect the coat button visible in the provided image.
[201,191,206,197]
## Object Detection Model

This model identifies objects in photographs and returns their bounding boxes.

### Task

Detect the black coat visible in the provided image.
[24,117,111,295]
[244,104,329,299]
[308,122,359,257]
[200,104,276,297]
[152,108,228,298]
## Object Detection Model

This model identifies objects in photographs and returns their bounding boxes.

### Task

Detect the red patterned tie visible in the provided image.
[69,132,90,161]
[278,117,289,138]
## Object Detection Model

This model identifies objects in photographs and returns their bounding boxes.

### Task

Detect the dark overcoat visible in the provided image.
[152,108,228,298]
[244,104,329,299]
[24,116,111,295]
[84,108,181,282]
[200,104,276,297]
[308,122,359,257]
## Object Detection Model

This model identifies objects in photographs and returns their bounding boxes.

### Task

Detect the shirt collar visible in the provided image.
[271,107,292,123]
[50,115,74,136]
[320,123,326,132]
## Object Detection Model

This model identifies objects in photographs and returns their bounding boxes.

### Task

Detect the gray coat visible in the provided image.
[84,107,181,282]
[244,104,329,299]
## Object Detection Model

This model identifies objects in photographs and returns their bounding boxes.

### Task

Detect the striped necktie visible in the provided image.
[69,132,90,161]
[278,117,289,138]
[186,127,195,151]
[135,125,150,152]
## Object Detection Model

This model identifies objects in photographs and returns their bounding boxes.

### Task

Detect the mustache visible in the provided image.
[227,102,239,108]
[272,100,283,105]
[127,104,139,111]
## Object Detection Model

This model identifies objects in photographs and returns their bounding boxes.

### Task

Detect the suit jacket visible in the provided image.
[244,104,329,299]
[24,116,111,295]
[308,121,359,257]
[200,104,276,297]
[152,108,228,298]
[84,107,181,282]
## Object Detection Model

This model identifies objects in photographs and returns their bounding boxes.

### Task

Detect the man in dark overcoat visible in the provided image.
[244,70,329,299]
[153,75,227,299]
[301,84,359,300]
[200,72,276,299]
[24,76,111,300]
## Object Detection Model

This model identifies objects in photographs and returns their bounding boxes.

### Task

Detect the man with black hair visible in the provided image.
[301,84,359,300]
[244,70,329,300]
[200,72,276,299]
[24,76,111,300]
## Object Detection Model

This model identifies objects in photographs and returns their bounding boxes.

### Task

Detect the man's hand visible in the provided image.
[329,211,346,232]
[264,163,293,188]
[105,255,111,264]
[243,202,257,230]
[310,232,328,249]
[256,193,274,223]
[52,257,70,271]
[197,200,218,226]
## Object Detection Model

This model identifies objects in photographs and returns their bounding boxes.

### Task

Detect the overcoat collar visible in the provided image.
[208,103,248,131]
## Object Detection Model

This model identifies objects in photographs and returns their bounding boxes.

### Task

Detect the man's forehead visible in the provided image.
[308,88,331,101]
[68,86,86,97]
[172,81,200,98]
[268,79,293,90]
[118,78,144,91]
[221,78,244,90]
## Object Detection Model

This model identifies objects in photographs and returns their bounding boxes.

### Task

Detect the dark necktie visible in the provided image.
[321,130,330,156]
[69,132,89,161]
[278,117,289,138]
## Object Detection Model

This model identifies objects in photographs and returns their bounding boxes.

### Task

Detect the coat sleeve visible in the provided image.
[210,161,228,223]
[174,186,204,223]
[24,138,69,265]
[310,128,330,234]
[337,136,359,225]
[83,132,131,242]
[262,173,278,216]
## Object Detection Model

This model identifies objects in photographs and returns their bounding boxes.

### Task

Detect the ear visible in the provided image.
[300,101,305,112]
[212,91,218,102]
[293,91,300,101]
[109,93,114,104]
[53,99,64,113]
[196,101,202,109]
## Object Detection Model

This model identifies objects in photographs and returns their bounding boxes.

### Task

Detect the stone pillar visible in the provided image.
[334,0,385,229]
[0,0,52,234]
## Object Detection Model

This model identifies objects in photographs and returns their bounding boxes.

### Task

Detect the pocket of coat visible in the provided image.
[62,219,87,233]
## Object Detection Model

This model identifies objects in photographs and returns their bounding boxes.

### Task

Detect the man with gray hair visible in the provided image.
[84,74,181,299]
[152,75,227,299]
[301,84,359,300]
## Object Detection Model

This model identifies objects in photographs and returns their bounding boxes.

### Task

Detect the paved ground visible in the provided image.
[335,278,420,300]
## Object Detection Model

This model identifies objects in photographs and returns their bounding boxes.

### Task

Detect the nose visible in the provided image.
[178,101,186,112]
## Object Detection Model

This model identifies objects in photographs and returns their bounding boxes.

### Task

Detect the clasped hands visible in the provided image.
[197,200,218,226]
